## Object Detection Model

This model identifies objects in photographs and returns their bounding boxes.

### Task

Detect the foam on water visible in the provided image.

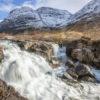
[0,41,100,100]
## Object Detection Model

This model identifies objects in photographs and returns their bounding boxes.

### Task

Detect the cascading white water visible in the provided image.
[52,44,67,63]
[52,44,67,76]
[0,40,100,100]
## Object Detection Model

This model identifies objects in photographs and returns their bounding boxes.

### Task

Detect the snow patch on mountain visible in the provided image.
[37,7,72,27]
[70,0,100,23]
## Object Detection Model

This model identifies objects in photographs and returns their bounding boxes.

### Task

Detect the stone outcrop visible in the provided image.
[26,41,53,61]
[71,48,94,64]
[65,60,96,82]
[65,37,100,69]
[16,41,54,62]
[63,37,100,82]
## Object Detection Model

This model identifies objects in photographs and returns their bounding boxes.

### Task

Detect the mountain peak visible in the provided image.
[78,0,100,14]
[70,0,100,22]
[66,0,100,39]
[10,7,34,14]
[37,7,72,17]
[7,7,36,20]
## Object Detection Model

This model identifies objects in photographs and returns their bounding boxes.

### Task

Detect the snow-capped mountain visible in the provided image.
[0,7,44,32]
[37,7,71,27]
[71,0,100,23]
[66,0,100,37]
[0,0,99,33]
[0,7,71,33]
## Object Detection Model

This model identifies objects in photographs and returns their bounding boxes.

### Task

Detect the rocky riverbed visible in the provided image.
[0,37,100,100]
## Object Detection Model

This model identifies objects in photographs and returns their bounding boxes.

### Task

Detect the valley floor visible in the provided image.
[0,30,100,43]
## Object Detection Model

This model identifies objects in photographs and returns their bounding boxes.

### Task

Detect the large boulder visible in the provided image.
[66,60,96,82]
[75,64,92,76]
[71,49,82,62]
[65,38,100,69]
[24,41,53,62]
[92,40,100,68]
[71,48,95,64]
[67,68,78,79]
[93,58,100,69]
[65,59,75,68]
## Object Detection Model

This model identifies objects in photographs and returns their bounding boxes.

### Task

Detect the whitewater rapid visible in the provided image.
[0,40,100,100]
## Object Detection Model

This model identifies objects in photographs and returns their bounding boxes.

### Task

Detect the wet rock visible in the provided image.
[63,72,74,80]
[0,79,27,100]
[93,58,100,69]
[0,46,4,62]
[65,59,75,68]
[71,48,94,64]
[65,38,99,82]
[66,61,96,82]
[51,57,60,68]
[71,49,82,62]
[82,48,95,64]
[67,68,78,79]
[65,38,100,69]
[16,41,54,62]
[78,75,96,82]
[27,41,53,61]
[17,41,26,49]
[75,64,96,82]
[92,41,100,68]
[75,64,92,76]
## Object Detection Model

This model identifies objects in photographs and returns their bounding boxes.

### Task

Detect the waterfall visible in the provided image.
[0,40,100,100]
[52,43,68,77]
[52,44,67,63]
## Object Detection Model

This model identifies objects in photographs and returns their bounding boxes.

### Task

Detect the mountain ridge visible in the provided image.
[0,6,72,33]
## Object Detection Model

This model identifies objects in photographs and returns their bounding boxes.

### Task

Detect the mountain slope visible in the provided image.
[70,0,100,22]
[0,7,44,33]
[37,7,71,27]
[0,7,71,33]
[66,0,100,40]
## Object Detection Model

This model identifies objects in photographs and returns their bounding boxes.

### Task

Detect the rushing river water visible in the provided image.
[0,40,100,100]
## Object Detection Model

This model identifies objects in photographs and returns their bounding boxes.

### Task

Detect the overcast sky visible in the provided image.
[0,0,92,20]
